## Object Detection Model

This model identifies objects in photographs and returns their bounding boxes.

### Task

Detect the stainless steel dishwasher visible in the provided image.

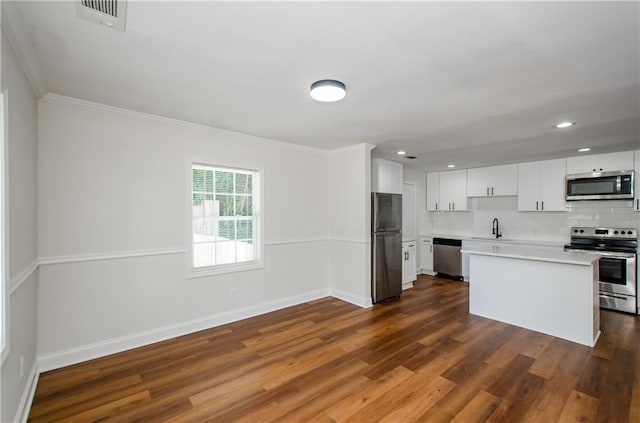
[433,238,462,279]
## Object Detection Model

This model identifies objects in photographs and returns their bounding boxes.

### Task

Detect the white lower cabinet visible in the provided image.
[419,237,434,274]
[402,241,417,288]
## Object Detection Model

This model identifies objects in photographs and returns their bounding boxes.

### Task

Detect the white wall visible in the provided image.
[37,95,332,368]
[1,28,39,423]
[327,143,374,306]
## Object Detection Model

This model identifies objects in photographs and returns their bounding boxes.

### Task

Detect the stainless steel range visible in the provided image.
[564,227,638,314]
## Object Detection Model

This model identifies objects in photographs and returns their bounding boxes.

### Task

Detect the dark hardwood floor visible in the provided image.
[29,275,640,422]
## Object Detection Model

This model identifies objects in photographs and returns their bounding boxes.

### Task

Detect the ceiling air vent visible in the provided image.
[76,0,128,31]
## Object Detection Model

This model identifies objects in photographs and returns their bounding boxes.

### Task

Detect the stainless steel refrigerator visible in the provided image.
[371,193,402,303]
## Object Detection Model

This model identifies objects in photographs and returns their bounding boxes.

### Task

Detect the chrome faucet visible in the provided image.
[492,218,502,239]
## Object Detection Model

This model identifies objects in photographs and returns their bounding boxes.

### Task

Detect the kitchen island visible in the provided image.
[462,246,600,347]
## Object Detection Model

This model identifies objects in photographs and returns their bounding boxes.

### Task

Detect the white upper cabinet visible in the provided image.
[566,151,634,174]
[635,150,640,212]
[426,172,439,211]
[426,170,467,211]
[518,159,567,212]
[467,164,518,197]
[539,159,568,211]
[371,158,403,194]
[439,169,468,211]
[517,161,540,211]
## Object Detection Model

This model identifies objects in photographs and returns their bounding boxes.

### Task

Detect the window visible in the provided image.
[190,163,261,275]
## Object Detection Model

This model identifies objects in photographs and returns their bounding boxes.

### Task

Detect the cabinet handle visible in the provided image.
[637,199,639,210]
[430,245,432,253]
[491,187,494,195]
[486,187,489,195]
[452,202,455,210]
[435,203,438,211]
[541,201,544,211]
[448,203,451,210]
[593,168,596,172]
[536,201,538,210]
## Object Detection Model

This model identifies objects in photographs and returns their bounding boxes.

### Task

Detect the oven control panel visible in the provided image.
[570,227,637,239]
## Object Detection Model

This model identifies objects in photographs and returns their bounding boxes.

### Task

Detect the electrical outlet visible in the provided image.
[19,356,24,381]
[228,288,236,299]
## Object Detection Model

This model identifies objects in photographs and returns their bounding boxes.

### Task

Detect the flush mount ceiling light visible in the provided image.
[310,79,346,102]
[555,121,575,129]
[397,151,407,155]
[447,164,456,168]
[578,148,591,152]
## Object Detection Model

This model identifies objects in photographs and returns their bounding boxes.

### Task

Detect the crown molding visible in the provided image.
[1,2,48,98]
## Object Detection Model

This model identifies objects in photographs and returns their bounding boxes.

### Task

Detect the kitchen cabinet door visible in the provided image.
[420,238,434,273]
[467,165,517,197]
[491,164,518,196]
[440,169,468,211]
[402,242,417,285]
[567,152,633,174]
[426,172,439,211]
[597,151,634,172]
[517,161,541,211]
[518,159,566,212]
[566,155,598,174]
[371,158,403,194]
[539,159,567,211]
[466,167,492,197]
[635,150,640,211]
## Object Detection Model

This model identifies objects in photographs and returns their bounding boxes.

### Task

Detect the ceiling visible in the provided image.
[7,1,640,171]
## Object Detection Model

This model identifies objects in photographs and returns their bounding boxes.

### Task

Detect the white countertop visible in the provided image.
[461,245,599,266]
[422,233,565,248]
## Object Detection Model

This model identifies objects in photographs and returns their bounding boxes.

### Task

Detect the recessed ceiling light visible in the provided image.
[310,79,346,102]
[578,148,591,152]
[447,164,455,168]
[397,151,406,155]
[555,121,575,129]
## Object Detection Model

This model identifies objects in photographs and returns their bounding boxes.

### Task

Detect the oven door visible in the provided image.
[597,251,636,297]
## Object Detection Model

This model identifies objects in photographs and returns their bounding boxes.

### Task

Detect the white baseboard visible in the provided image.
[38,289,331,372]
[402,281,414,290]
[330,289,372,308]
[15,360,39,423]
[420,270,436,276]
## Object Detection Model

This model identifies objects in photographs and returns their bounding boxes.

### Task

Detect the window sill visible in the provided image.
[187,261,264,279]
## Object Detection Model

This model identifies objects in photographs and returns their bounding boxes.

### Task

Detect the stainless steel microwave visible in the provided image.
[566,170,634,201]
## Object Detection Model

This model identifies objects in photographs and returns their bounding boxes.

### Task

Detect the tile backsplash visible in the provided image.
[427,197,639,242]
